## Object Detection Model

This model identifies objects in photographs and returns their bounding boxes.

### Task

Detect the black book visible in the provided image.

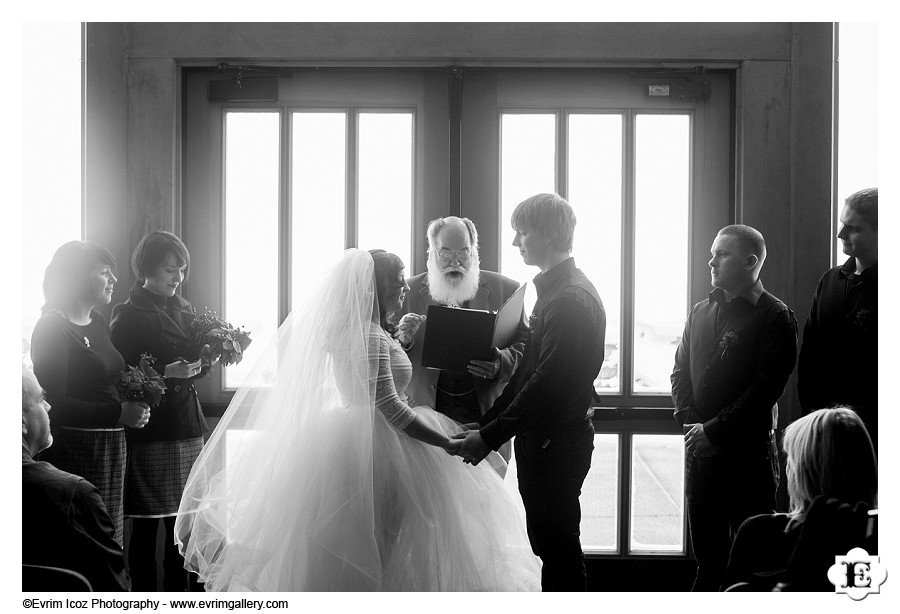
[421,284,527,371]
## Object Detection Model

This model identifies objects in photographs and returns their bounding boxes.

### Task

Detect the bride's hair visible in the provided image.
[368,249,405,334]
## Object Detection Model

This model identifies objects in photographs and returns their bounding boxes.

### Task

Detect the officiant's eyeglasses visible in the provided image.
[438,248,471,265]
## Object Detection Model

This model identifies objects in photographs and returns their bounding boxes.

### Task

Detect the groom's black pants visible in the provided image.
[515,422,594,591]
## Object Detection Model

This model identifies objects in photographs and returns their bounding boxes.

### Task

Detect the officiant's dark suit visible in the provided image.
[400,270,527,425]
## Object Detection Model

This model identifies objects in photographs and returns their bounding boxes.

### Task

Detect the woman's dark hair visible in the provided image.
[42,240,117,312]
[131,231,191,282]
[368,249,405,334]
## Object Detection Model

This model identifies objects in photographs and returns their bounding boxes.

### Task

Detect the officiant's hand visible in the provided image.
[468,347,500,380]
[396,313,426,348]
[452,430,491,466]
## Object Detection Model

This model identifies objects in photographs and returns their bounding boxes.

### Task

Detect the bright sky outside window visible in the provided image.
[224,111,280,388]
[21,23,81,348]
[357,112,414,273]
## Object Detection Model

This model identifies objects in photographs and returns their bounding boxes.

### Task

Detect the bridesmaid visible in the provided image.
[31,240,151,548]
[110,231,212,592]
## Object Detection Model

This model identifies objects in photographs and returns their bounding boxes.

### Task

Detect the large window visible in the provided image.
[499,109,692,553]
[499,112,690,397]
[21,23,82,347]
[835,22,878,264]
[184,70,435,391]
[184,67,732,557]
[218,110,415,388]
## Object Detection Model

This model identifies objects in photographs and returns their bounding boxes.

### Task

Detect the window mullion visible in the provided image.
[619,430,633,555]
[279,107,291,324]
[557,110,567,198]
[621,111,636,400]
[448,67,463,216]
[346,109,358,249]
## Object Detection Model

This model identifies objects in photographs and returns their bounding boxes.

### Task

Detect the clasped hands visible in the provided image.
[444,423,492,466]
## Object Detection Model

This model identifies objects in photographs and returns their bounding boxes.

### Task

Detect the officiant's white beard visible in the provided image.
[426,250,481,307]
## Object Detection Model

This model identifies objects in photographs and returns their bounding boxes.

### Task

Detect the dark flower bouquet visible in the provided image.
[191,307,253,367]
[118,353,167,408]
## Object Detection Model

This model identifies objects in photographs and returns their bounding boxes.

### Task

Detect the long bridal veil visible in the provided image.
[176,248,540,591]
[176,249,383,590]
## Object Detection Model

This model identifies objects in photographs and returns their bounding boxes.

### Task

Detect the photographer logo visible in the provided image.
[827,547,887,600]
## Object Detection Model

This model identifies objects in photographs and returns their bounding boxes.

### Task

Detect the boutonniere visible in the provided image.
[718,331,739,360]
[852,308,871,330]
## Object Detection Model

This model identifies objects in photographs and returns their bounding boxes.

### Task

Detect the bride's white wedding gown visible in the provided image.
[175,249,540,591]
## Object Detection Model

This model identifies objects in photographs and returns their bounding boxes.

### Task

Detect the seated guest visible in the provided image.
[774,495,876,592]
[722,407,877,591]
[22,365,128,591]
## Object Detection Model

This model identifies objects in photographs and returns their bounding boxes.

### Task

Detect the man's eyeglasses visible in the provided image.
[438,248,471,265]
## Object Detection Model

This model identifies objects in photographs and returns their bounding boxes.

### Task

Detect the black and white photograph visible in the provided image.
[8,4,896,610]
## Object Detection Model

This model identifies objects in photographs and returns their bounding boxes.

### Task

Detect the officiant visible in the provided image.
[397,217,527,451]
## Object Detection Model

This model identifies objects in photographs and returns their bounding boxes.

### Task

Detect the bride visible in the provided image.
[175,248,540,591]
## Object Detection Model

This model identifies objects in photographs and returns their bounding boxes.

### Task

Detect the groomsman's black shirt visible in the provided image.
[798,259,877,435]
[671,282,798,451]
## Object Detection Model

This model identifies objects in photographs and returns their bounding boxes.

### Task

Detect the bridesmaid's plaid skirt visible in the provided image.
[39,427,127,546]
[124,437,204,517]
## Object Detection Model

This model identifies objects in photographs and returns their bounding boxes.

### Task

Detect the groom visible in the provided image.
[454,193,606,591]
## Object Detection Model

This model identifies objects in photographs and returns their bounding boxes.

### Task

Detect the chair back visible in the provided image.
[22,564,92,592]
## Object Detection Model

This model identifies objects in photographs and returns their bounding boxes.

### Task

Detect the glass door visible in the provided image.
[183,68,450,395]
[459,68,733,554]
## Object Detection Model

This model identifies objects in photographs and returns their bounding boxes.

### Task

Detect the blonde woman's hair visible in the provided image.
[783,407,877,520]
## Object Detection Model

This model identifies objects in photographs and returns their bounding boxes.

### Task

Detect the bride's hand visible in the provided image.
[396,313,426,348]
[443,437,463,456]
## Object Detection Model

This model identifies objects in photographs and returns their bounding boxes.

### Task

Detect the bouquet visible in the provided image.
[190,307,253,367]
[118,353,167,407]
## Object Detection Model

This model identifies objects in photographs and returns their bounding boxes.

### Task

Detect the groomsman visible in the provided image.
[455,193,606,591]
[671,224,798,591]
[798,188,878,453]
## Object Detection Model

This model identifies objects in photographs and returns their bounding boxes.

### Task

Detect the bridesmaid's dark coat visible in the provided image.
[110,283,209,443]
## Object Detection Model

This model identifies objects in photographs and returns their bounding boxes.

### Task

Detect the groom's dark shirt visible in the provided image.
[479,257,605,449]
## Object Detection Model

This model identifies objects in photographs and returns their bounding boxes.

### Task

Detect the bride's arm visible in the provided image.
[402,417,458,451]
[369,330,458,452]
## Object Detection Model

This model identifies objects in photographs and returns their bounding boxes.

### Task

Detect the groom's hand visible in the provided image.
[452,430,491,466]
